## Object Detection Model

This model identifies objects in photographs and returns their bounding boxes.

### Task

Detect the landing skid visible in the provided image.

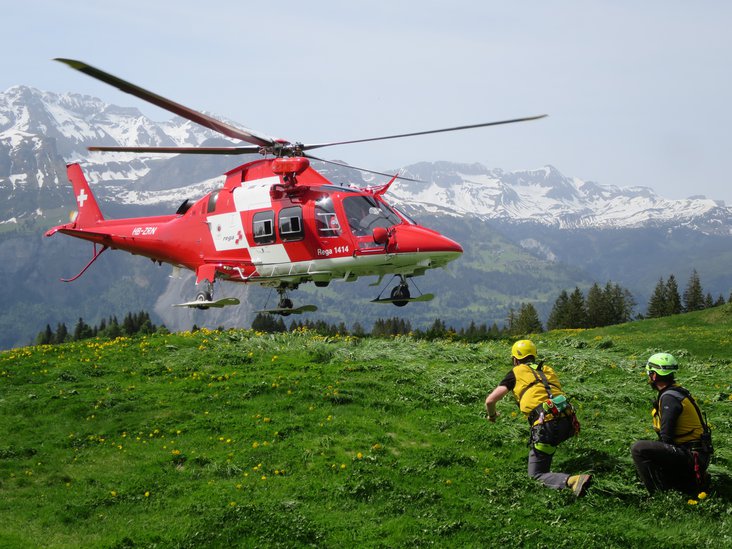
[173,297,241,309]
[257,304,318,316]
[371,293,434,304]
[373,275,433,306]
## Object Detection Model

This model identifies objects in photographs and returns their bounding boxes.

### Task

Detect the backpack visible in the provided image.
[526,367,580,447]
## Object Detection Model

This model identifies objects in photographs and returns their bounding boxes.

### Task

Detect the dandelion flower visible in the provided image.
[698,492,708,500]
[357,452,363,460]
[144,491,150,497]
[687,499,698,505]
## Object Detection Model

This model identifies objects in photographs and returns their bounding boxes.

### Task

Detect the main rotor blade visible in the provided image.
[55,58,277,148]
[304,154,423,182]
[87,145,262,155]
[302,115,548,151]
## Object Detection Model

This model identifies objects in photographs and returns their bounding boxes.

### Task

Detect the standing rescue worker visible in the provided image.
[484,340,591,496]
[631,353,713,495]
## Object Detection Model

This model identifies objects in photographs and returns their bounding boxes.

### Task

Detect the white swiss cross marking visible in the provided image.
[77,189,88,208]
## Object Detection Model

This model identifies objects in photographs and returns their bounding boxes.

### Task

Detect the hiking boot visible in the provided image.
[567,474,592,496]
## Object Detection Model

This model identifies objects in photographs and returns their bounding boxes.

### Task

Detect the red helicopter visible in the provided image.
[46,59,545,314]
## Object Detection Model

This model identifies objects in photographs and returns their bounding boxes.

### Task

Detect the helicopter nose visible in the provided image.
[390,225,463,262]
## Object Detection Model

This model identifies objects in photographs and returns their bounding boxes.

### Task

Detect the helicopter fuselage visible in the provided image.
[47,158,462,303]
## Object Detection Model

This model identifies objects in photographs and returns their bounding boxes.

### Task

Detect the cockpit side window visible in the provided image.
[315,196,341,237]
[343,195,401,236]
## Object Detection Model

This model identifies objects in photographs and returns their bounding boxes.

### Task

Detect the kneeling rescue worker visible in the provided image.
[631,353,713,495]
[484,340,591,496]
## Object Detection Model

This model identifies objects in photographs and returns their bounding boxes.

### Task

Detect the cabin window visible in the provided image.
[315,196,341,237]
[343,195,401,236]
[207,190,220,213]
[279,206,304,242]
[252,210,275,245]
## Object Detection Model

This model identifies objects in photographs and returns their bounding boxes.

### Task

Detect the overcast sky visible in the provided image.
[4,1,732,203]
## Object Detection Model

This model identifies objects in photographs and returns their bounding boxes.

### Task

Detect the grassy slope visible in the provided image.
[1,306,731,548]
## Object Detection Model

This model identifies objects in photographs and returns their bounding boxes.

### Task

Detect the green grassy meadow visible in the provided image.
[2,305,731,547]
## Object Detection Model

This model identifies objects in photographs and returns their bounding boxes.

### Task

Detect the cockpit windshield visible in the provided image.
[343,195,402,236]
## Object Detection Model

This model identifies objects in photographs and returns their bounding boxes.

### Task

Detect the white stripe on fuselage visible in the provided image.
[208,212,248,251]
[233,177,279,211]
[208,177,291,265]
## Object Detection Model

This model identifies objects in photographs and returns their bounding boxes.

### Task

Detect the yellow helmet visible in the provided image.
[511,340,537,361]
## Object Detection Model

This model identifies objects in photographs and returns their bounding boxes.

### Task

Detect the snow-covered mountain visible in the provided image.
[389,162,731,234]
[0,85,219,192]
[2,85,730,235]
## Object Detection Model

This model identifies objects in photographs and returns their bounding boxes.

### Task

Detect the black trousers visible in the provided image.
[631,440,709,495]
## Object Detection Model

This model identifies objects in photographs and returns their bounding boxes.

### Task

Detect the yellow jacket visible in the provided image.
[652,385,705,445]
[512,363,564,416]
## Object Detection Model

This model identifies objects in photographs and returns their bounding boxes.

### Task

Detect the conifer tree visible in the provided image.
[107,317,122,339]
[683,269,705,312]
[647,277,668,318]
[54,323,68,344]
[506,308,517,333]
[425,318,448,340]
[566,287,588,328]
[252,313,286,332]
[372,317,411,337]
[351,322,366,337]
[73,317,93,341]
[604,282,635,325]
[585,283,607,327]
[122,313,136,335]
[665,275,682,315]
[36,324,54,345]
[547,290,571,330]
[512,303,544,335]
